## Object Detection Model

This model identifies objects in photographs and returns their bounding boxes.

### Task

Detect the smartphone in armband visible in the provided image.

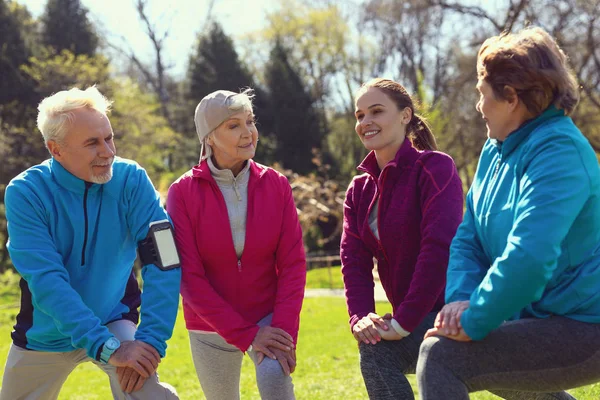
[138,219,181,270]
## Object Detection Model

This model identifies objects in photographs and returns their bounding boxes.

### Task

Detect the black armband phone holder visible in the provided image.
[137,219,181,270]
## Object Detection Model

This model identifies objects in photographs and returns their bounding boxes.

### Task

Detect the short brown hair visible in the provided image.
[477,26,579,116]
[356,78,437,151]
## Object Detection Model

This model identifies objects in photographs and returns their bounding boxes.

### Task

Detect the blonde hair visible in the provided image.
[37,86,113,147]
[477,27,579,115]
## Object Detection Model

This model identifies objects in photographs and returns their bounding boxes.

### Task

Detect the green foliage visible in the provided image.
[108,78,181,185]
[265,39,324,174]
[413,70,450,151]
[260,0,351,103]
[21,49,111,98]
[0,0,35,106]
[41,0,98,56]
[325,112,367,182]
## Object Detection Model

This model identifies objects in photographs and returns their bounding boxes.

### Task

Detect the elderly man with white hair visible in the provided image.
[0,86,181,399]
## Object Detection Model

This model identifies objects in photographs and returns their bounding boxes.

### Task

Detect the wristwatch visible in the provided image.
[99,337,121,364]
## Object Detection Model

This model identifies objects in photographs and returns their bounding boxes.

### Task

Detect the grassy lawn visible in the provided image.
[306,266,344,289]
[0,269,598,399]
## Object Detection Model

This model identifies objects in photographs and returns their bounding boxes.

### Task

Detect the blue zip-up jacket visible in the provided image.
[5,157,181,359]
[446,106,600,340]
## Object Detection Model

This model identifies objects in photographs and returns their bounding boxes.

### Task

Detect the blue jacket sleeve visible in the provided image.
[461,136,592,340]
[127,166,181,357]
[445,189,489,303]
[5,183,112,359]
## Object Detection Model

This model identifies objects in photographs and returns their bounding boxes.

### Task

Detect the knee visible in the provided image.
[359,340,386,357]
[418,337,441,362]
[160,382,179,400]
[137,378,180,400]
[257,358,288,383]
[416,336,448,376]
[359,341,389,370]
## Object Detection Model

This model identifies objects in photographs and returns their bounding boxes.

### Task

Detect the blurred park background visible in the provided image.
[2,0,600,397]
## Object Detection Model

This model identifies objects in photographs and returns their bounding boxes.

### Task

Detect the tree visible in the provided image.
[187,22,255,102]
[265,39,324,174]
[41,0,98,56]
[0,0,35,106]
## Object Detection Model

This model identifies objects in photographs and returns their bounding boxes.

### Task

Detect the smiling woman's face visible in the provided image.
[354,87,410,154]
[208,109,258,173]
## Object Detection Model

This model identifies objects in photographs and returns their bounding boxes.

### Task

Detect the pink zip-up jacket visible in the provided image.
[166,159,306,351]
[341,139,463,333]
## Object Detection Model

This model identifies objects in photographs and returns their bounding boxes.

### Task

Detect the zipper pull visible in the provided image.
[237,260,242,272]
[493,158,501,178]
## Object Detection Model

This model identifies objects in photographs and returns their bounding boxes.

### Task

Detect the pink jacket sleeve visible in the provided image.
[340,180,376,330]
[167,182,259,351]
[270,179,307,344]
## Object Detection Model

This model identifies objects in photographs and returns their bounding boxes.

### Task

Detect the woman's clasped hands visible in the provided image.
[353,312,403,344]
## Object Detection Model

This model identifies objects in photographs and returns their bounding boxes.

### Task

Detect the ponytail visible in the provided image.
[408,113,437,151]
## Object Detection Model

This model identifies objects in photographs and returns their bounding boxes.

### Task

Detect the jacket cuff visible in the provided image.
[390,318,411,337]
[239,325,261,353]
[460,309,490,341]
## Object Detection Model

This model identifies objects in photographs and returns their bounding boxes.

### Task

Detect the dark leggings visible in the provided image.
[417,316,600,399]
[358,312,436,400]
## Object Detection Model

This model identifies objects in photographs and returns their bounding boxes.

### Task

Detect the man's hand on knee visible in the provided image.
[117,366,147,393]
[109,340,161,378]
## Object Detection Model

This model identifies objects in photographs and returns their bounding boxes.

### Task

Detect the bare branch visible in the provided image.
[105,39,158,91]
[427,0,504,31]
[503,0,529,32]
[133,0,172,124]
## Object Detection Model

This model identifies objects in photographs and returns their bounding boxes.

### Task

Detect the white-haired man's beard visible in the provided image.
[90,158,115,184]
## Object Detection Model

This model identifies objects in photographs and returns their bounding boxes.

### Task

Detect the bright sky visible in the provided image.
[17,0,278,76]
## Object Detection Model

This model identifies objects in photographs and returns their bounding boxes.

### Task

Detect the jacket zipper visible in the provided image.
[81,182,92,266]
[492,156,502,179]
[237,259,242,272]
[368,166,394,303]
[482,154,503,212]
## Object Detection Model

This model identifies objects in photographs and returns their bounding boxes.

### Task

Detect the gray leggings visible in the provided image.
[417,316,600,399]
[358,312,437,400]
[188,315,294,400]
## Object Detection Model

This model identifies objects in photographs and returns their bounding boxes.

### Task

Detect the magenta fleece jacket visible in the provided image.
[341,139,464,333]
[167,159,306,351]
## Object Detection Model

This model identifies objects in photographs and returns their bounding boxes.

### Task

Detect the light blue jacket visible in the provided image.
[5,157,181,359]
[447,106,600,340]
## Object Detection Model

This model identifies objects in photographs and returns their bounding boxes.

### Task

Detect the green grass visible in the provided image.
[0,272,599,399]
[305,266,344,289]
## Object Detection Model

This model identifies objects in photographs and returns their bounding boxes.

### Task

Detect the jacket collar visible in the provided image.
[491,105,565,157]
[50,158,102,194]
[192,158,265,183]
[207,157,251,186]
[356,138,420,178]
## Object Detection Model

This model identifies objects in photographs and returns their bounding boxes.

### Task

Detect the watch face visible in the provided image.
[105,337,120,350]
